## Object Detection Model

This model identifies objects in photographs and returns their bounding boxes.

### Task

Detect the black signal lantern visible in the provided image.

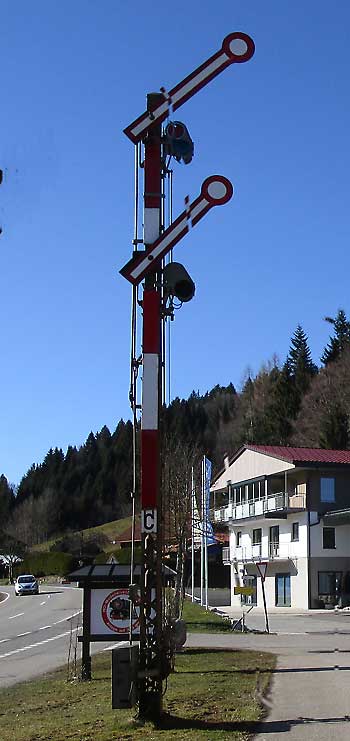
[164,121,194,164]
[163,261,195,303]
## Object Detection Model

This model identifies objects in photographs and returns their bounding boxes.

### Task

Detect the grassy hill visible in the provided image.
[31,515,132,555]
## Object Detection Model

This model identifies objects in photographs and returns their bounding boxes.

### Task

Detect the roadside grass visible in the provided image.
[182,597,233,632]
[0,648,275,741]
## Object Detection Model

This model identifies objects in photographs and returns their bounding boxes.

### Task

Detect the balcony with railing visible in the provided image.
[213,492,306,524]
[227,540,296,564]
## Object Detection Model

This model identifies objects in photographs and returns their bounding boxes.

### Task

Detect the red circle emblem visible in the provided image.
[101,589,140,634]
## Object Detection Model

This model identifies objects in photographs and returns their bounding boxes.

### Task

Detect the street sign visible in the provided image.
[141,508,157,534]
[234,586,255,596]
[90,588,140,636]
[124,32,255,143]
[120,175,233,285]
[256,562,268,582]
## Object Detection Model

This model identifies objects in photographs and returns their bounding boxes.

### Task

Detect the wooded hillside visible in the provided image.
[2,310,350,546]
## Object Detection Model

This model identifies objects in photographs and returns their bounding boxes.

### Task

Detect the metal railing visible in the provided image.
[232,541,296,563]
[213,492,306,523]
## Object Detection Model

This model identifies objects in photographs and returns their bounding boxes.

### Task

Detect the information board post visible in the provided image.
[82,585,92,680]
[256,562,269,634]
[234,585,255,632]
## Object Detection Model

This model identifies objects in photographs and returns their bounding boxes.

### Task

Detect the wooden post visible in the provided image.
[81,585,91,680]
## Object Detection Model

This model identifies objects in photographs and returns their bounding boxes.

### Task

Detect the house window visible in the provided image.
[236,531,242,547]
[269,525,279,557]
[292,523,299,541]
[318,571,342,598]
[323,527,336,549]
[320,477,335,503]
[275,573,291,607]
[253,528,262,545]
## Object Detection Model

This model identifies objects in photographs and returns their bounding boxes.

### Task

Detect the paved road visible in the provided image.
[0,585,83,687]
[187,609,350,740]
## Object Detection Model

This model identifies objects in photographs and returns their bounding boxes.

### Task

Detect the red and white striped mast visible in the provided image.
[138,92,163,719]
[120,31,255,722]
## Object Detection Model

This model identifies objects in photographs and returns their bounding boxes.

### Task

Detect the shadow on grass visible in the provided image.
[159,712,350,734]
[184,648,241,656]
[179,665,350,675]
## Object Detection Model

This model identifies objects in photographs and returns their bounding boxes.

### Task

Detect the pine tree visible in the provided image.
[321,309,350,365]
[0,475,15,525]
[288,324,318,397]
[265,362,296,444]
[319,403,349,449]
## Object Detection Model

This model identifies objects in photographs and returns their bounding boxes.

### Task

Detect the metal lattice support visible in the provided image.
[138,530,163,717]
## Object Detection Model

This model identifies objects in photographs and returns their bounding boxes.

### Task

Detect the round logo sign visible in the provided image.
[101,588,140,634]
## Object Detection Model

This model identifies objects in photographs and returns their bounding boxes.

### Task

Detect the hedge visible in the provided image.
[15,551,78,578]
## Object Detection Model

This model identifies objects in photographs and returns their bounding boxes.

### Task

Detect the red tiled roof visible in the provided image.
[247,445,350,465]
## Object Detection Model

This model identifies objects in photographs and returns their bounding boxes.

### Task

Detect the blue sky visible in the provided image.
[2,1,350,484]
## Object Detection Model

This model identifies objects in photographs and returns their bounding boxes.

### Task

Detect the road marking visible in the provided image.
[17,632,31,637]
[0,592,10,605]
[52,609,82,627]
[0,639,10,644]
[8,613,24,620]
[103,642,125,651]
[0,627,80,659]
[39,625,51,630]
[40,601,46,606]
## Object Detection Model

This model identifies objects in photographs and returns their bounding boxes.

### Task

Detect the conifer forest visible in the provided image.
[2,309,350,546]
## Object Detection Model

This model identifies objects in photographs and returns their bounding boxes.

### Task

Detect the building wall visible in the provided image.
[307,470,350,512]
[229,513,308,560]
[229,513,309,609]
[212,449,295,492]
[310,521,350,558]
[309,556,350,608]
[216,456,350,610]
[254,557,309,610]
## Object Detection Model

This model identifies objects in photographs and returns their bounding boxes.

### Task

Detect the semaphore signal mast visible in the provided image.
[120,30,255,721]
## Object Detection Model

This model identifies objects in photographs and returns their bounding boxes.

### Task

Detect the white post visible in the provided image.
[191,467,195,603]
[200,458,204,606]
[284,470,288,507]
[204,457,209,610]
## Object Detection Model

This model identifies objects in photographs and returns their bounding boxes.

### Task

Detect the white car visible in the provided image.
[14,574,39,596]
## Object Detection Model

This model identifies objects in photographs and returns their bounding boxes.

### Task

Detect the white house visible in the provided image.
[211,445,350,610]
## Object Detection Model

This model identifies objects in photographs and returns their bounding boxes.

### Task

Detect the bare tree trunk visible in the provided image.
[174,537,185,618]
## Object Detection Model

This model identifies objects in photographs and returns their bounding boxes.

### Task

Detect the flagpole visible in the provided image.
[204,456,208,610]
[200,458,204,606]
[191,467,195,603]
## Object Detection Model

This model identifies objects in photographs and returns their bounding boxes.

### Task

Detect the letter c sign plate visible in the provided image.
[141,509,157,534]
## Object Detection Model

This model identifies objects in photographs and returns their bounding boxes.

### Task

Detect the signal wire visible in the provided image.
[129,143,142,643]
